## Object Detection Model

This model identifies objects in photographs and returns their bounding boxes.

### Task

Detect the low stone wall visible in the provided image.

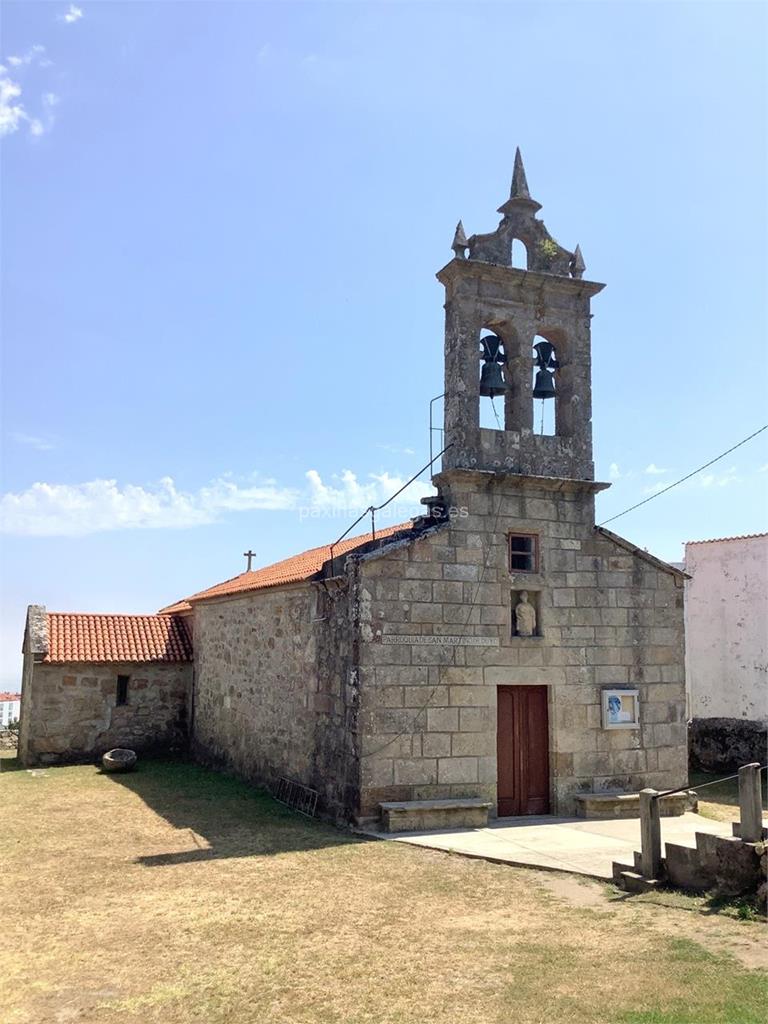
[19,661,192,766]
[665,833,766,897]
[689,718,768,774]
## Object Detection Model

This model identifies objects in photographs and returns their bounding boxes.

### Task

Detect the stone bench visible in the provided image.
[379,798,491,833]
[575,791,690,819]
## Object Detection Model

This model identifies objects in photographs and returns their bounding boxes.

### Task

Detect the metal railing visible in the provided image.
[639,762,767,881]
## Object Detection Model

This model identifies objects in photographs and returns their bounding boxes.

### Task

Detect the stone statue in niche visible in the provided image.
[514,591,537,637]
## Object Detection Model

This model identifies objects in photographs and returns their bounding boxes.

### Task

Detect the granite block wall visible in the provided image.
[355,469,687,818]
[191,580,359,819]
[18,660,191,766]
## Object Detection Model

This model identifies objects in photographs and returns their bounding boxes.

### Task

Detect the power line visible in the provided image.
[597,424,768,528]
[328,442,453,567]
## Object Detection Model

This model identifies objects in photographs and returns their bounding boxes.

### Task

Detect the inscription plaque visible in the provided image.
[377,634,499,647]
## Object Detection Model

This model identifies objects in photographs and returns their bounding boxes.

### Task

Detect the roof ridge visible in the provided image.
[596,526,689,579]
[686,532,767,545]
[47,611,184,619]
[186,520,416,604]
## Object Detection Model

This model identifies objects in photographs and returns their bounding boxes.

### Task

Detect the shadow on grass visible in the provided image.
[606,884,765,921]
[104,756,364,867]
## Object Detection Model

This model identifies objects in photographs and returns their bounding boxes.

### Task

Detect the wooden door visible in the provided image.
[497,685,550,816]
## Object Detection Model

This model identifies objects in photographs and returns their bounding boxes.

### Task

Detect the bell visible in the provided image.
[532,368,556,399]
[479,334,509,398]
[479,361,507,398]
[532,340,558,399]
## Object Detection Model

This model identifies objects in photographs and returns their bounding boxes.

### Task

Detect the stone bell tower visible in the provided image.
[438,149,605,481]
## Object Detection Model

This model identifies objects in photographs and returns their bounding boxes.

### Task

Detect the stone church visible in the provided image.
[19,153,688,828]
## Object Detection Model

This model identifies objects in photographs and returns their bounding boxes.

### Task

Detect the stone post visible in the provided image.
[738,763,763,843]
[639,788,662,879]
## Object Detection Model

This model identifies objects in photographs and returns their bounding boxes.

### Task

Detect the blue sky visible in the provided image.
[1,1,766,689]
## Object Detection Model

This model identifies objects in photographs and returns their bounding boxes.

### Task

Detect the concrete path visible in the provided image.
[366,813,738,881]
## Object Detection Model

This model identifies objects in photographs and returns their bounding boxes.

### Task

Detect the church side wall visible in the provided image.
[18,660,191,766]
[191,581,358,820]
[356,474,687,818]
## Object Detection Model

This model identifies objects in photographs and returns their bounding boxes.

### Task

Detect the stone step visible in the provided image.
[612,860,634,885]
[664,841,711,891]
[575,791,689,819]
[616,869,663,894]
[379,797,491,833]
[732,821,768,840]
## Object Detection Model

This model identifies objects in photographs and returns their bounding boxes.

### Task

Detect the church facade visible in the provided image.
[19,154,688,825]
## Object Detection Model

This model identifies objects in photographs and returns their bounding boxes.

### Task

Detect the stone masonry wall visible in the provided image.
[191,580,358,820]
[355,469,687,818]
[19,659,191,766]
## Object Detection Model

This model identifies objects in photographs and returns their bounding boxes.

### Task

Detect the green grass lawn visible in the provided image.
[2,753,766,1024]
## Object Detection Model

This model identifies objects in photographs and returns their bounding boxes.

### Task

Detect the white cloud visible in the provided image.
[305,469,432,514]
[609,462,621,481]
[0,69,26,136]
[31,91,60,135]
[644,463,668,475]
[643,481,669,496]
[0,475,299,537]
[60,5,83,24]
[6,44,48,69]
[0,466,434,537]
[11,433,57,452]
[644,464,743,495]
[699,466,741,489]
[0,53,57,138]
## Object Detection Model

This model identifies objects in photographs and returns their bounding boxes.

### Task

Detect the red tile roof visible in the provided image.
[0,692,21,702]
[157,600,193,615]
[686,533,767,546]
[185,521,413,605]
[45,613,193,664]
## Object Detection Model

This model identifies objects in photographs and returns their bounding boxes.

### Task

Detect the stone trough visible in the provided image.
[101,748,137,773]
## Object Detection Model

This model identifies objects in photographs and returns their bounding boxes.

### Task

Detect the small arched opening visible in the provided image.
[511,238,528,270]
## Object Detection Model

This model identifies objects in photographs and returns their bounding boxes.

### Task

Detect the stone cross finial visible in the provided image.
[451,220,469,259]
[243,550,257,572]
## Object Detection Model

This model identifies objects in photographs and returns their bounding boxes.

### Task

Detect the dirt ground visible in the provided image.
[3,754,766,1024]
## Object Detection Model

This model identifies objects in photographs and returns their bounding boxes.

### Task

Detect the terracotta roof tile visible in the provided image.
[157,600,193,615]
[45,613,193,664]
[0,692,21,702]
[187,521,414,604]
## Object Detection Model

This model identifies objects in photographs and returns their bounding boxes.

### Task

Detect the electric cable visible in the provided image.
[597,424,768,527]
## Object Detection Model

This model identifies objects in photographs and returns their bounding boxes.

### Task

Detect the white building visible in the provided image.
[684,533,768,770]
[0,692,21,727]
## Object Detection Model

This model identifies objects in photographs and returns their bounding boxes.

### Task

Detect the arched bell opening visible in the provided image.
[478,327,509,430]
[531,332,562,436]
